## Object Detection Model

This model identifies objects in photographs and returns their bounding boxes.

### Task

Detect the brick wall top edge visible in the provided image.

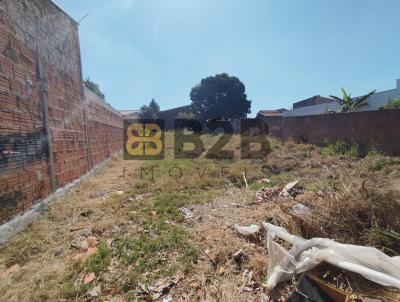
[84,86,122,117]
[47,0,78,26]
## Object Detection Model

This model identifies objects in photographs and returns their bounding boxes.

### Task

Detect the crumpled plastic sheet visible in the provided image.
[262,222,400,290]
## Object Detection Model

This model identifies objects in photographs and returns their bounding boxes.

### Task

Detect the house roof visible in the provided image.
[293,95,335,109]
[159,105,191,114]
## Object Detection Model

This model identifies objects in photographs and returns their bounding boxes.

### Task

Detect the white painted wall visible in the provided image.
[364,87,400,111]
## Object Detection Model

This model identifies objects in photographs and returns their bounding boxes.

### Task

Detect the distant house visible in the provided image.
[158,105,192,119]
[361,79,400,110]
[282,79,400,117]
[159,105,192,130]
[256,108,288,118]
[283,101,339,117]
[119,105,191,126]
[119,110,140,119]
[293,95,335,109]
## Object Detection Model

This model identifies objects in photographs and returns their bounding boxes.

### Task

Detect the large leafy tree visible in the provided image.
[139,99,160,119]
[330,88,375,113]
[190,73,251,122]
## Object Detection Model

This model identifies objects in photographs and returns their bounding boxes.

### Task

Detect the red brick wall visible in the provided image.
[85,86,123,167]
[0,3,51,223]
[258,110,400,156]
[0,0,123,224]
[46,63,89,187]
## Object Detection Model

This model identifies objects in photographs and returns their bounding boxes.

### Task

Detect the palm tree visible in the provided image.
[330,88,375,113]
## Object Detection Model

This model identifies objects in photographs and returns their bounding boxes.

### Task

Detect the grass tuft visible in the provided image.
[84,240,112,274]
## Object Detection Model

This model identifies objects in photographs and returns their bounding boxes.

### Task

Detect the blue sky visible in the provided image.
[54,0,400,115]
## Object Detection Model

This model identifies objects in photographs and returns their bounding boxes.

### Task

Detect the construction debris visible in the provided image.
[179,207,194,219]
[233,249,244,262]
[70,226,92,237]
[88,285,101,298]
[288,275,349,302]
[162,296,173,302]
[71,237,84,250]
[87,236,98,248]
[87,247,98,256]
[70,226,93,250]
[291,203,311,216]
[308,276,350,302]
[83,272,96,285]
[280,180,299,197]
[262,222,400,290]
[80,239,89,252]
[258,178,271,184]
[138,278,177,300]
[256,180,304,202]
[234,224,260,237]
[255,187,281,202]
[241,269,259,293]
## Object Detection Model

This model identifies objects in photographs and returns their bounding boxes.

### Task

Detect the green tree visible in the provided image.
[190,73,251,122]
[84,77,105,99]
[381,98,400,110]
[139,99,160,119]
[330,88,375,113]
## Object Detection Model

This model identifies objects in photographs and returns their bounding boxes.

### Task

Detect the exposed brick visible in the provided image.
[0,0,123,225]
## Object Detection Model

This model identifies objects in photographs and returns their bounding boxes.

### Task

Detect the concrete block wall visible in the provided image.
[259,110,400,156]
[0,0,123,225]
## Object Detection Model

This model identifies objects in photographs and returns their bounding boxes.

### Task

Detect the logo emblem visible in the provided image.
[124,119,165,160]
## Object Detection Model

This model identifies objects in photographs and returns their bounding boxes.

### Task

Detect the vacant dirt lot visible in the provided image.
[1,135,400,301]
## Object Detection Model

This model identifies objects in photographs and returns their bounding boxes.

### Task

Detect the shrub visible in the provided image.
[323,140,360,157]
[381,98,400,110]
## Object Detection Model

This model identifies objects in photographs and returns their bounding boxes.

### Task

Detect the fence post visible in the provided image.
[76,29,93,170]
[37,53,57,192]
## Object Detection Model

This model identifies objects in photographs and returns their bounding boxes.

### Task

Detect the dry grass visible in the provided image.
[0,134,400,301]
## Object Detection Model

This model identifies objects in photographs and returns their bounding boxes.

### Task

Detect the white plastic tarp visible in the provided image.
[263,222,400,290]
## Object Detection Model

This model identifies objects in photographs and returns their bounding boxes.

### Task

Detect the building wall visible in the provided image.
[0,0,56,223]
[0,0,88,188]
[159,105,192,130]
[283,80,400,117]
[0,0,123,225]
[283,102,340,117]
[259,110,400,155]
[364,87,400,110]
